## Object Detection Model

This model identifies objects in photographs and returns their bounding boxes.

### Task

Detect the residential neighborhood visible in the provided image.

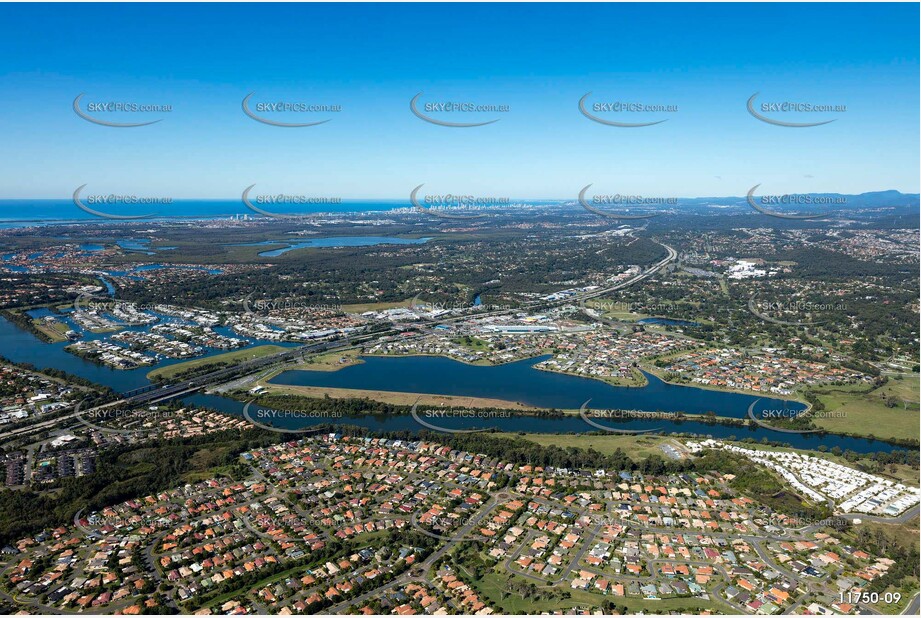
[2,434,914,615]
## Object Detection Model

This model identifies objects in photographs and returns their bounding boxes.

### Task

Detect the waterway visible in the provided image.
[230,236,431,257]
[0,313,295,392]
[186,393,906,454]
[268,355,803,419]
[0,316,909,454]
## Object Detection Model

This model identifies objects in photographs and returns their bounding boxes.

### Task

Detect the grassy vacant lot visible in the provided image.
[340,298,413,313]
[584,299,649,322]
[451,335,491,351]
[146,345,287,380]
[179,446,239,483]
[808,375,919,441]
[31,317,70,342]
[496,433,677,460]
[296,348,363,371]
[506,434,919,486]
[472,565,721,614]
[250,382,539,411]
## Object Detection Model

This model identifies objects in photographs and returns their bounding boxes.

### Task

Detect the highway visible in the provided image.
[0,238,677,443]
[0,331,391,441]
[438,239,677,320]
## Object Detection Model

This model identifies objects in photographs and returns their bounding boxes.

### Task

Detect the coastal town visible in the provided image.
[1,217,917,618]
[1,434,916,615]
[2,272,879,402]
[0,3,918,617]
[1,219,916,618]
[366,322,870,396]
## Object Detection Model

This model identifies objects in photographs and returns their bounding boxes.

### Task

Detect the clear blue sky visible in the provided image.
[0,2,917,199]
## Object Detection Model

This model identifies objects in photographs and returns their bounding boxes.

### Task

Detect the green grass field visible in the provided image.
[472,565,721,614]
[504,433,918,485]
[496,432,676,459]
[451,335,491,351]
[340,299,413,313]
[146,345,287,380]
[31,318,70,342]
[808,375,919,441]
[296,348,363,371]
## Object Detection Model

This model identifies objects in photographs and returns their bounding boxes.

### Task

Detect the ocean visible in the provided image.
[0,199,416,228]
[0,199,571,228]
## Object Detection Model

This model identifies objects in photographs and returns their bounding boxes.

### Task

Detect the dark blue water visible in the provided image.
[0,315,909,454]
[98,270,144,280]
[0,200,415,227]
[132,264,223,275]
[268,355,804,419]
[0,200,567,227]
[232,236,432,257]
[184,393,906,454]
[0,314,295,392]
[100,277,116,295]
[116,239,154,254]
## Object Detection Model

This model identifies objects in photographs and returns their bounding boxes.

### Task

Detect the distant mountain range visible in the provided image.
[674,190,919,208]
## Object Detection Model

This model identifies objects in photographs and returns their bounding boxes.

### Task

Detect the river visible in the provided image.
[0,316,908,454]
[268,355,804,419]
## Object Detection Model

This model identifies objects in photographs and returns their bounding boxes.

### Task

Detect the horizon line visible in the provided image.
[1,189,919,203]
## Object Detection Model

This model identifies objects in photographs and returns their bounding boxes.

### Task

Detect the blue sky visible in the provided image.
[0,2,918,200]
